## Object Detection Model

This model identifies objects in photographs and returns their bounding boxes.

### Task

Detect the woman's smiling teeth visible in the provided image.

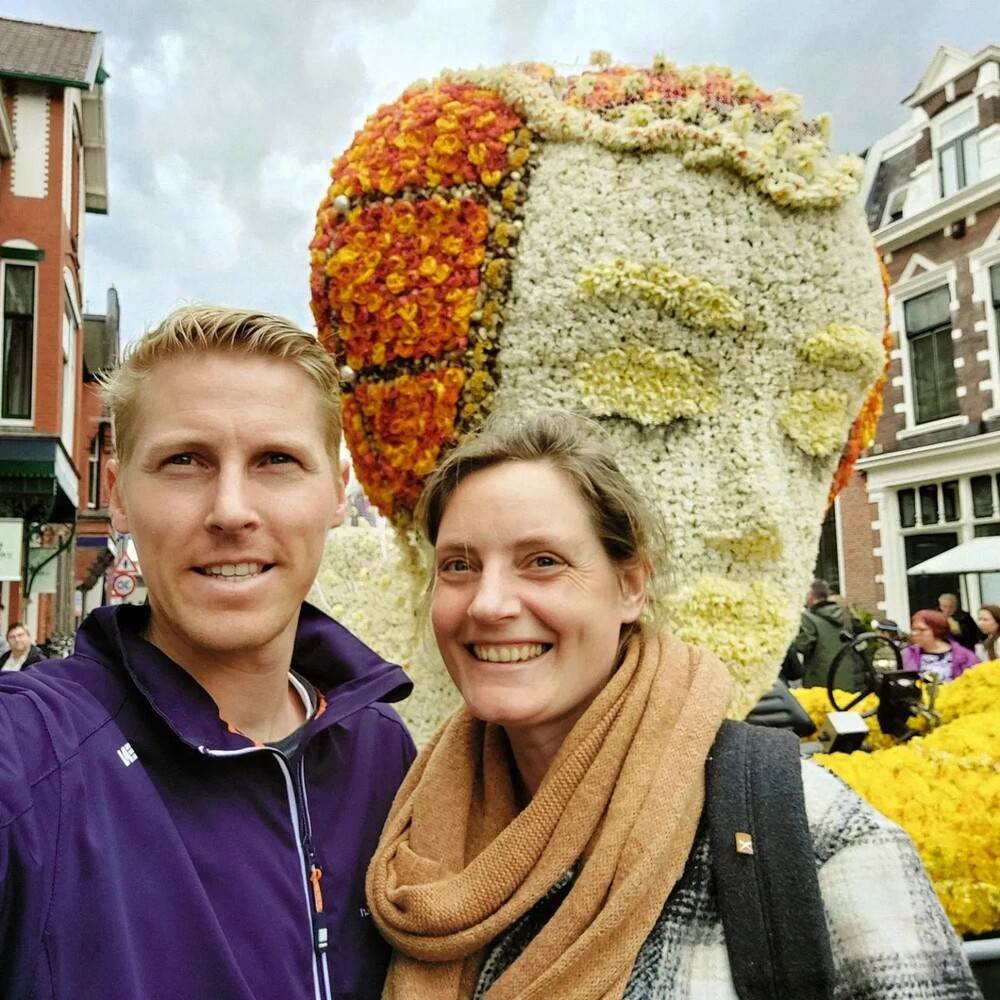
[199,562,266,578]
[471,643,549,663]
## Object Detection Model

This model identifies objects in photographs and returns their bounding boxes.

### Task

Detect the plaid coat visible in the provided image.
[475,760,981,999]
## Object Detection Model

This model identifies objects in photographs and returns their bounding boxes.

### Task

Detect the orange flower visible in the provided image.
[344,368,467,519]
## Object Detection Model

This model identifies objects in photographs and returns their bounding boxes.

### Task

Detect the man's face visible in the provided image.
[107,352,345,673]
[7,626,30,654]
[939,595,957,616]
[493,145,885,712]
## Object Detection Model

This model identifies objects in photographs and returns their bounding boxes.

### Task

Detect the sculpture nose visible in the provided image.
[704,521,783,563]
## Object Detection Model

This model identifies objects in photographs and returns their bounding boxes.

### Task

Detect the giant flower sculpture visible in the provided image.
[310,55,889,729]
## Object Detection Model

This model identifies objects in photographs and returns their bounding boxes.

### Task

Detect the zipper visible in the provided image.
[199,744,330,1000]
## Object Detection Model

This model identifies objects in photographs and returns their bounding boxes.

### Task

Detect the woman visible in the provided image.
[977,604,1000,661]
[367,410,977,999]
[903,610,980,681]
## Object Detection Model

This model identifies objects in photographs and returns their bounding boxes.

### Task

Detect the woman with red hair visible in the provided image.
[902,609,980,681]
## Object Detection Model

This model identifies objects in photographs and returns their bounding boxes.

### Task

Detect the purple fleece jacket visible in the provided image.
[0,602,415,1000]
[900,639,980,679]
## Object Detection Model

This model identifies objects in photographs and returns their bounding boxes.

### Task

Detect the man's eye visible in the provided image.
[165,454,194,466]
[264,452,296,465]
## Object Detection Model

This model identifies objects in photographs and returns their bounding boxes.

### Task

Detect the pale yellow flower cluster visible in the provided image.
[573,345,718,425]
[669,578,795,717]
[577,259,744,332]
[778,388,851,457]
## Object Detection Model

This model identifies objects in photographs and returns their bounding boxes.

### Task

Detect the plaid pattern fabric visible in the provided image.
[476,760,981,999]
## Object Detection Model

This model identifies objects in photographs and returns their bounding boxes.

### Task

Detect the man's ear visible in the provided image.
[330,459,350,528]
[106,460,130,534]
[619,556,650,624]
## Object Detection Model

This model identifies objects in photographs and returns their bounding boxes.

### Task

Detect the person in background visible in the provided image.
[829,594,864,638]
[788,579,852,689]
[366,408,978,1000]
[872,618,909,647]
[977,604,1000,662]
[937,592,981,652]
[0,623,44,671]
[0,306,416,1000]
[903,609,980,682]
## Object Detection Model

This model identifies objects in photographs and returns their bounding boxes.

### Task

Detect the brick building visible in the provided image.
[0,17,112,644]
[836,44,1000,623]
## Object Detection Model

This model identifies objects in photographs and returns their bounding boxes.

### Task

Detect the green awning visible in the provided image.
[0,436,78,523]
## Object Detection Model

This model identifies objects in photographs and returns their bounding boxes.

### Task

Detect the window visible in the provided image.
[897,473,1000,615]
[938,106,980,198]
[971,474,1000,521]
[904,286,958,424]
[882,187,907,225]
[812,507,840,594]
[88,431,101,509]
[2,263,35,419]
[898,480,961,528]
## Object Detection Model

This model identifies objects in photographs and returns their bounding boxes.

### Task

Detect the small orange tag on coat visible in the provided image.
[735,833,754,855]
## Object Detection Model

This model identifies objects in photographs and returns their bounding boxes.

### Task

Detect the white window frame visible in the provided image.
[889,263,966,434]
[934,98,981,200]
[969,226,1000,420]
[881,185,909,227]
[60,268,81,453]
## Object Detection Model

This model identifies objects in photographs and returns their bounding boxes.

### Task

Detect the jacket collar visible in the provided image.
[78,603,412,751]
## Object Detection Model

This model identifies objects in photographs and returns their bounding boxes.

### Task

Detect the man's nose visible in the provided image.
[205,468,260,533]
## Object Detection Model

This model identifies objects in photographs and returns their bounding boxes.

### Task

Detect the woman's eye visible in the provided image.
[531,555,559,568]
[439,557,470,574]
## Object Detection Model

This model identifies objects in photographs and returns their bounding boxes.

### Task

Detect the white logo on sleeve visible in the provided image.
[117,742,138,766]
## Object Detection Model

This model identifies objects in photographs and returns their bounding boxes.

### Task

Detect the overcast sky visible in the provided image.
[3,1,997,340]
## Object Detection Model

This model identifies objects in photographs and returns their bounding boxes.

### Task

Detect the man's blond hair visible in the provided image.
[100,305,342,467]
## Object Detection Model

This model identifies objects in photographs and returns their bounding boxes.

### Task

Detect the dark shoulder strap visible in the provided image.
[705,720,836,1000]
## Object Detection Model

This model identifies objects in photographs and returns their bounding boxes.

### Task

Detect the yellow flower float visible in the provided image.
[793,662,1000,936]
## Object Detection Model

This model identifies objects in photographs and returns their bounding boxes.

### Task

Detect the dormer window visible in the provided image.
[882,187,908,225]
[937,104,980,198]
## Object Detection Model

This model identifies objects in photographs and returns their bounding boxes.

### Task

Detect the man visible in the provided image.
[0,307,415,1000]
[0,622,44,670]
[788,579,853,689]
[938,592,981,652]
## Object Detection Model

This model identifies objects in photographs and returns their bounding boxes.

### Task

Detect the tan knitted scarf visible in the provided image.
[366,627,733,1000]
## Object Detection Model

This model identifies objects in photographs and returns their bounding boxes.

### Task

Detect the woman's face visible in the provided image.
[978,608,999,636]
[430,460,646,744]
[910,616,940,653]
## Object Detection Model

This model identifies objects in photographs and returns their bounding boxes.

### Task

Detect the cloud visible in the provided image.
[1,0,995,338]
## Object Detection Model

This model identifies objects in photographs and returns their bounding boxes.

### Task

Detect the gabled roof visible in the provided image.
[0,16,104,89]
[904,43,1000,108]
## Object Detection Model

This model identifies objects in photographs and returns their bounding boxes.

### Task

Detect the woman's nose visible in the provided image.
[467,566,520,622]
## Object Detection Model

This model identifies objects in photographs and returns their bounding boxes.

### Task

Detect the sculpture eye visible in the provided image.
[576,259,745,334]
[573,344,718,426]
[572,258,739,427]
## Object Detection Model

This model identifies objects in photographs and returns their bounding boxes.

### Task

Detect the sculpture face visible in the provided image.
[493,145,885,696]
[311,60,889,716]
